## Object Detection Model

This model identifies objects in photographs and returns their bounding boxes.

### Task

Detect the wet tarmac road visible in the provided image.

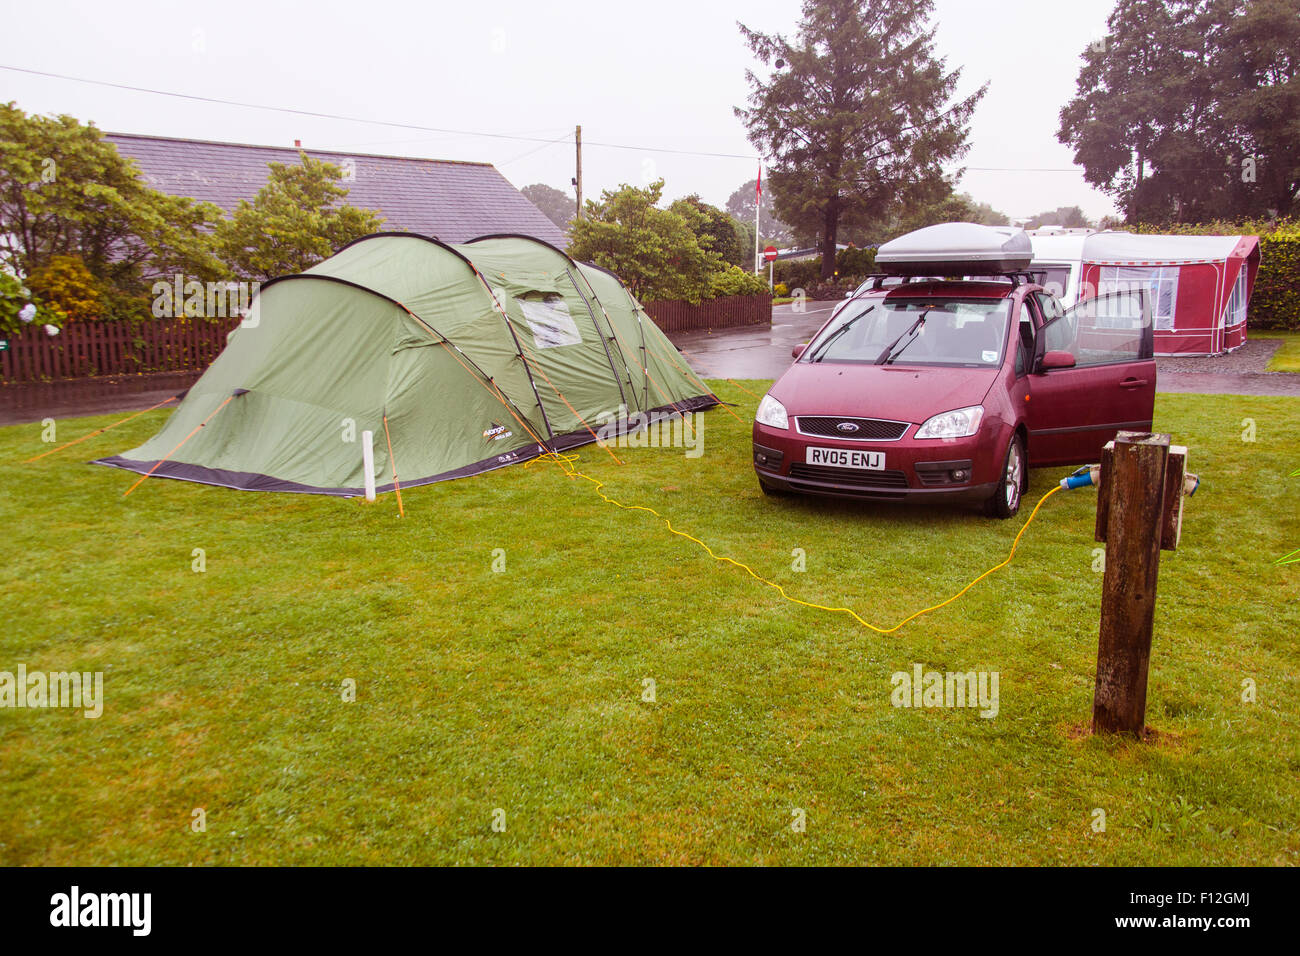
[666,301,838,380]
[0,372,200,427]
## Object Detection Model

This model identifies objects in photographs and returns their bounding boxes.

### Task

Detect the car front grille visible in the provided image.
[786,463,910,488]
[795,416,910,441]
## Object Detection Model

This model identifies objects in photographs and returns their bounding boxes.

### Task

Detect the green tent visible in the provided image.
[96,234,719,494]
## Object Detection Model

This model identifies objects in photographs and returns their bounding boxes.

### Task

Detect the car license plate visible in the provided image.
[806,447,885,470]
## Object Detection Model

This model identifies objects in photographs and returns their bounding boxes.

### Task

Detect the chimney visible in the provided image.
[294,139,301,148]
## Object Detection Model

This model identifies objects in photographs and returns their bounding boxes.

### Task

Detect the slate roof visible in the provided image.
[103,132,568,249]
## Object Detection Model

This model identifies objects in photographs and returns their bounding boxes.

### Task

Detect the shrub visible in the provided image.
[26,254,102,323]
[771,247,878,292]
[806,279,861,300]
[837,245,876,277]
[0,270,65,336]
[772,257,821,292]
[773,282,790,297]
[1248,223,1300,331]
[708,265,770,298]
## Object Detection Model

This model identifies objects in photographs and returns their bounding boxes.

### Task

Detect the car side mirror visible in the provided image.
[791,343,807,359]
[844,291,853,298]
[1040,350,1076,371]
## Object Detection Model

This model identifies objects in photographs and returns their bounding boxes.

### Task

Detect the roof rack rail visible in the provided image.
[868,270,1042,290]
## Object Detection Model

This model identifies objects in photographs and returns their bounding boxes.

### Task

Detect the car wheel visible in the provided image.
[985,434,1024,519]
[759,478,790,498]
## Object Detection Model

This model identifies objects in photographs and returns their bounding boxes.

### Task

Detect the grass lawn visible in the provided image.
[1,384,1297,865]
[1256,330,1300,372]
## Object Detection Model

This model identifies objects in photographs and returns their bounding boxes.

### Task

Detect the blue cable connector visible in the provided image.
[1060,465,1100,490]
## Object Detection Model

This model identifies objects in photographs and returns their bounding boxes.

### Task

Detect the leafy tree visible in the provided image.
[567,180,723,302]
[1059,0,1299,224]
[1212,0,1300,218]
[875,186,1007,240]
[961,194,1012,227]
[669,194,750,267]
[0,102,227,320]
[737,0,985,278]
[725,178,794,245]
[1024,205,1092,229]
[521,183,575,230]
[215,152,384,281]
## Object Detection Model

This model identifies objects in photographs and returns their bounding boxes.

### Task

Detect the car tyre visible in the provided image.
[985,433,1024,519]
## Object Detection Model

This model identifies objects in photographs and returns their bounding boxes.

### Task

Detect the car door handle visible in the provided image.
[1119,378,1148,389]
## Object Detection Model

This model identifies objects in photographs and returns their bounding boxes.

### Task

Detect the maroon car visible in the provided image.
[753,224,1156,518]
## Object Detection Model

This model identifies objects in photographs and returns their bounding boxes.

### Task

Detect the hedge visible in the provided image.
[1134,219,1300,331]
[771,246,878,295]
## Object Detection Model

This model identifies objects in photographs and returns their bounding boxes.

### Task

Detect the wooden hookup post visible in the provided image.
[1091,431,1185,735]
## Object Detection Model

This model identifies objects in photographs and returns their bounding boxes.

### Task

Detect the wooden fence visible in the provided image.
[642,294,772,333]
[0,319,241,384]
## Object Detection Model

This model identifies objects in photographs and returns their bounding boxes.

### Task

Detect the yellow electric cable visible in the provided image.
[528,451,1062,634]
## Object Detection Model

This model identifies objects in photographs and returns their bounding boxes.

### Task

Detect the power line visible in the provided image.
[964,166,1087,173]
[5,63,1136,175]
[498,134,570,167]
[0,63,759,161]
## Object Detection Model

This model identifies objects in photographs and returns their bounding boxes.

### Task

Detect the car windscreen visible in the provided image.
[802,297,1011,367]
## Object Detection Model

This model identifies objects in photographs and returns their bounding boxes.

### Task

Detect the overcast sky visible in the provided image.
[2,0,1120,224]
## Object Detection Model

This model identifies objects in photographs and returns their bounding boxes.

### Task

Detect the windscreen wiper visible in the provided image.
[808,309,870,362]
[874,311,929,365]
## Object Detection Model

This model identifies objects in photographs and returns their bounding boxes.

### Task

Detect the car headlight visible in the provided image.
[756,394,790,430]
[915,405,984,439]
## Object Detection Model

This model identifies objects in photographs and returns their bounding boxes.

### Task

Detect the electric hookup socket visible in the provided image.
[1060,463,1199,497]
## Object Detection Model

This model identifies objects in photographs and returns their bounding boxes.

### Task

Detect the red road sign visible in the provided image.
[763,245,779,262]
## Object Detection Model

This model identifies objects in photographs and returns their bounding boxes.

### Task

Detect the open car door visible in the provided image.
[1025,287,1157,467]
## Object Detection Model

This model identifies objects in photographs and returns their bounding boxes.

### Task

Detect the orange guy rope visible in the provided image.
[382,414,405,518]
[123,395,234,497]
[514,339,623,465]
[603,322,700,438]
[25,396,177,463]
[643,335,744,424]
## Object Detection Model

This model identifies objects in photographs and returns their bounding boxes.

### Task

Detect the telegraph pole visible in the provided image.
[574,125,583,221]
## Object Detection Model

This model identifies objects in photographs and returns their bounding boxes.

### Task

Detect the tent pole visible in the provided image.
[462,272,557,449]
[569,267,633,412]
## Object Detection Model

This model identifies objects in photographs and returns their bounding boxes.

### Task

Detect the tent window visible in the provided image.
[517,293,582,348]
[1222,267,1248,328]
[1099,266,1177,331]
